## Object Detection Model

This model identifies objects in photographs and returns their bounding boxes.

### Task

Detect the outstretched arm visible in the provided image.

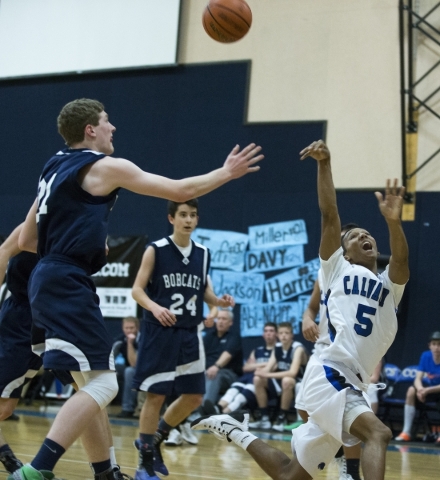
[375,179,409,285]
[80,144,264,199]
[300,140,341,260]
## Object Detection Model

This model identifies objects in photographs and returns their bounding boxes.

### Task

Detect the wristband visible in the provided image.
[215,363,222,369]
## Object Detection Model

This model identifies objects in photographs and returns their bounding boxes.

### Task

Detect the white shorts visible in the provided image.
[291,355,372,478]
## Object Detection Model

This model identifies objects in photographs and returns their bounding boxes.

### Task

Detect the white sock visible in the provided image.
[402,405,416,435]
[227,393,248,412]
[220,387,240,404]
[228,429,258,451]
[109,446,117,468]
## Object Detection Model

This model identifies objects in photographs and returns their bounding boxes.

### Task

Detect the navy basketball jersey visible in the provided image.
[36,148,119,274]
[275,341,304,372]
[6,252,38,303]
[144,237,210,329]
[254,345,273,365]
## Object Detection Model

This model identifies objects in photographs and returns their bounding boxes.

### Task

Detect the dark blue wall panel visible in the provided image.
[0,62,437,370]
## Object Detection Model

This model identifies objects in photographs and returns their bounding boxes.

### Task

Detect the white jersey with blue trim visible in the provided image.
[318,247,405,382]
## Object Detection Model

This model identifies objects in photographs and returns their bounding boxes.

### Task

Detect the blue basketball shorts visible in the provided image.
[0,297,42,398]
[133,321,205,396]
[28,257,114,372]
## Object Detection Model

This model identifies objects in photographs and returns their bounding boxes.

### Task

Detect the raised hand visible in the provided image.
[374,179,405,222]
[299,140,330,161]
[223,143,264,179]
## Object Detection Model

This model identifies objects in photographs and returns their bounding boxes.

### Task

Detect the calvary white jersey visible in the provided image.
[314,269,330,354]
[318,247,406,382]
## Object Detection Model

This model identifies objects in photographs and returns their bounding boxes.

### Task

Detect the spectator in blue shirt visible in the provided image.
[395,331,440,441]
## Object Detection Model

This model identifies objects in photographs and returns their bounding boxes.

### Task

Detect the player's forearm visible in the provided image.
[132,286,156,312]
[243,361,264,373]
[172,167,232,200]
[127,343,137,367]
[387,219,409,266]
[317,159,338,216]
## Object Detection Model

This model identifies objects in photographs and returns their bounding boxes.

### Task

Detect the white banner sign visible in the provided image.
[264,258,319,303]
[193,228,249,272]
[245,244,304,273]
[248,219,308,250]
[211,270,265,304]
[240,302,300,336]
[96,287,138,318]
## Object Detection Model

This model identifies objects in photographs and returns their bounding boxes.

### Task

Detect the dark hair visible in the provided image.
[341,223,360,254]
[263,322,278,331]
[341,222,359,232]
[57,98,104,146]
[167,199,199,217]
[277,322,293,332]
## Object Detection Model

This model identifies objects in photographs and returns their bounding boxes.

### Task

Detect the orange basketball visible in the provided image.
[202,0,252,43]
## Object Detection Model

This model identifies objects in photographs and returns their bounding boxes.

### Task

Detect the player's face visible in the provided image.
[169,204,199,236]
[263,326,277,344]
[93,111,116,155]
[343,228,378,266]
[277,327,293,346]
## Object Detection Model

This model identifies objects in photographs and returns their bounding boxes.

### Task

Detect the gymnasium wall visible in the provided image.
[0,61,438,368]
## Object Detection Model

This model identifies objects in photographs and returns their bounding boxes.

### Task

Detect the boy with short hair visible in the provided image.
[131,199,235,480]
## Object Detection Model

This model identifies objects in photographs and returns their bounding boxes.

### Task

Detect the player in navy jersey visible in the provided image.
[0,227,40,474]
[0,225,131,480]
[131,199,235,480]
[15,98,263,480]
[249,322,308,431]
[191,140,409,480]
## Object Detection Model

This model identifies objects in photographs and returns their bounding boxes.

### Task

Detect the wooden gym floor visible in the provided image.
[1,405,439,479]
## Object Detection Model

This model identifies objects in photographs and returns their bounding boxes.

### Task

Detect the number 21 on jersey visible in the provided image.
[36,174,57,222]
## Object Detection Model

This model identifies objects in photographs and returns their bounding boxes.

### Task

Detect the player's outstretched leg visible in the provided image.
[191,412,311,480]
[191,412,249,442]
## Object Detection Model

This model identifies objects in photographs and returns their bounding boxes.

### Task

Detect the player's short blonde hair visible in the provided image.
[57,98,104,146]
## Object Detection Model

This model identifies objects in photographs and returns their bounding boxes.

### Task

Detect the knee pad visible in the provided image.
[71,370,118,409]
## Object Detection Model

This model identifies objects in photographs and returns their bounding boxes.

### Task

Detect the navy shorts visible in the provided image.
[133,321,205,396]
[0,297,42,398]
[28,258,113,372]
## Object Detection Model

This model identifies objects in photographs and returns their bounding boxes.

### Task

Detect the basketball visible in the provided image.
[203,0,252,43]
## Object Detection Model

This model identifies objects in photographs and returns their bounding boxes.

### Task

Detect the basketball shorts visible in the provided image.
[291,355,371,478]
[0,297,42,398]
[28,257,114,372]
[133,321,205,396]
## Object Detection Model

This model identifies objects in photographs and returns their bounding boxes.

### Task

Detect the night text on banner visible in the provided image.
[240,302,299,336]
